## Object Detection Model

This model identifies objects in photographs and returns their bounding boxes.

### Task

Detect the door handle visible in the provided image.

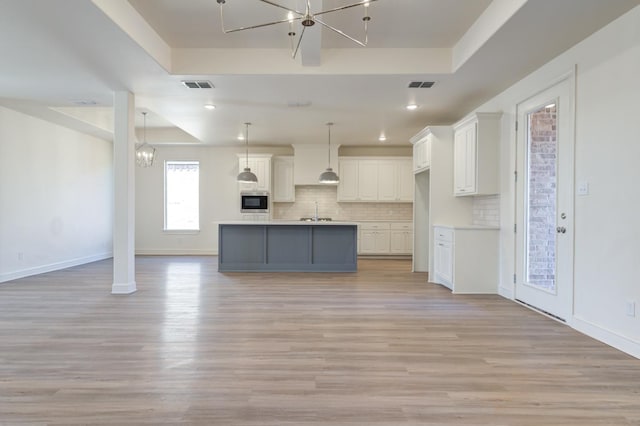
[556,226,566,234]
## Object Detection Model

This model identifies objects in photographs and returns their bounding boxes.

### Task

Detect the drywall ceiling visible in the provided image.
[0,0,638,146]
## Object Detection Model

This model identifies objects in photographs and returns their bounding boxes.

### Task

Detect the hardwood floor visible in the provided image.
[0,256,638,425]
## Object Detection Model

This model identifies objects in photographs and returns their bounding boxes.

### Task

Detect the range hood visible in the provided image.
[292,144,340,186]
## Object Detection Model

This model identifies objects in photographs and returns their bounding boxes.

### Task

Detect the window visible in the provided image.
[165,161,199,231]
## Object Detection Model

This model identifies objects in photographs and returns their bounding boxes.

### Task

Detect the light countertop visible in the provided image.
[433,224,500,230]
[219,220,359,226]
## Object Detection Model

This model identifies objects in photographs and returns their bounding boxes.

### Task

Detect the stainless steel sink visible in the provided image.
[299,217,332,222]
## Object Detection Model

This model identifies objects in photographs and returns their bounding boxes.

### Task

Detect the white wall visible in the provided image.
[474,6,640,356]
[135,145,242,255]
[412,170,429,272]
[0,106,113,282]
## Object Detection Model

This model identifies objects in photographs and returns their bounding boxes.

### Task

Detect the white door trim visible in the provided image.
[513,67,576,323]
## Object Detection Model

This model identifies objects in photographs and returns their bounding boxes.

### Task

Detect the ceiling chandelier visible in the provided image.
[135,112,155,168]
[216,0,377,59]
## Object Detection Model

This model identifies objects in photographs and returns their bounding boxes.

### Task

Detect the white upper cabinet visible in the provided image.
[337,157,413,202]
[378,159,413,202]
[272,156,294,202]
[238,154,272,192]
[357,160,379,201]
[396,158,414,201]
[337,159,359,201]
[377,160,397,201]
[454,122,477,194]
[412,132,432,173]
[452,112,502,196]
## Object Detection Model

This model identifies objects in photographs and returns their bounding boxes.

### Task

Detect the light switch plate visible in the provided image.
[626,300,636,317]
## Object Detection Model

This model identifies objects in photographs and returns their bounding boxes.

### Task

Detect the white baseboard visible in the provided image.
[111,281,137,294]
[135,249,217,256]
[571,316,640,359]
[0,252,112,283]
[498,285,514,300]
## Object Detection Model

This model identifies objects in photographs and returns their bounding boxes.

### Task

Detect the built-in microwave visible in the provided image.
[240,191,269,213]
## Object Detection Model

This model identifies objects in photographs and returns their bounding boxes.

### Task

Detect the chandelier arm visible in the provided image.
[316,18,366,47]
[292,25,306,59]
[218,2,301,34]
[221,17,302,33]
[313,0,378,17]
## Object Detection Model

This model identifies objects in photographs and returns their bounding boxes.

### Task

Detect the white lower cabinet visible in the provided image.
[390,223,413,254]
[432,225,498,294]
[359,223,390,254]
[358,222,412,255]
[433,228,454,287]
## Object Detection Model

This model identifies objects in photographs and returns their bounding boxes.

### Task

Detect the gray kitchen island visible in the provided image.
[218,221,358,272]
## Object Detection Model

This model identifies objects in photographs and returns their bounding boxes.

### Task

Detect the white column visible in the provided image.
[112,91,137,294]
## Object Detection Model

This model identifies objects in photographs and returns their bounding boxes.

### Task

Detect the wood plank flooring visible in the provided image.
[0,256,638,425]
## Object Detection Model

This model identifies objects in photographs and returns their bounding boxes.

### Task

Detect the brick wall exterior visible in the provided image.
[527,105,557,291]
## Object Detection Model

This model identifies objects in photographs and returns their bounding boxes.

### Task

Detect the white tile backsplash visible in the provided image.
[273,186,413,221]
[472,195,500,227]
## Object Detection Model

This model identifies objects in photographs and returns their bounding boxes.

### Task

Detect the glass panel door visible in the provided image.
[515,76,574,321]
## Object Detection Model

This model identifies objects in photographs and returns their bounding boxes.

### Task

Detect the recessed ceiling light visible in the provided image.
[287,100,312,108]
[204,104,216,110]
[378,135,387,142]
[406,104,419,111]
[72,99,97,106]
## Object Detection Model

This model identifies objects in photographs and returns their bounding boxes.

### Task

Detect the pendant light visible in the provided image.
[135,111,156,167]
[237,122,258,183]
[319,122,339,184]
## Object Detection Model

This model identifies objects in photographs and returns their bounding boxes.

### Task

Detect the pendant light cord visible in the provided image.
[244,122,250,168]
[327,122,333,168]
[142,111,147,143]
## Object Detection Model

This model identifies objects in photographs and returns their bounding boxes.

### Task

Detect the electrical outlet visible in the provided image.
[626,300,636,317]
[17,252,24,261]
[577,181,589,196]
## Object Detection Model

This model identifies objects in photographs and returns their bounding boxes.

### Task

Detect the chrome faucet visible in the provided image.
[314,201,318,222]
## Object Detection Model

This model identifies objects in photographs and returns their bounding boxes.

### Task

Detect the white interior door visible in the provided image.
[515,76,574,321]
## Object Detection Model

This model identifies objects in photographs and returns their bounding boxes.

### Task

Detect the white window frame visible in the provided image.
[164,160,200,232]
